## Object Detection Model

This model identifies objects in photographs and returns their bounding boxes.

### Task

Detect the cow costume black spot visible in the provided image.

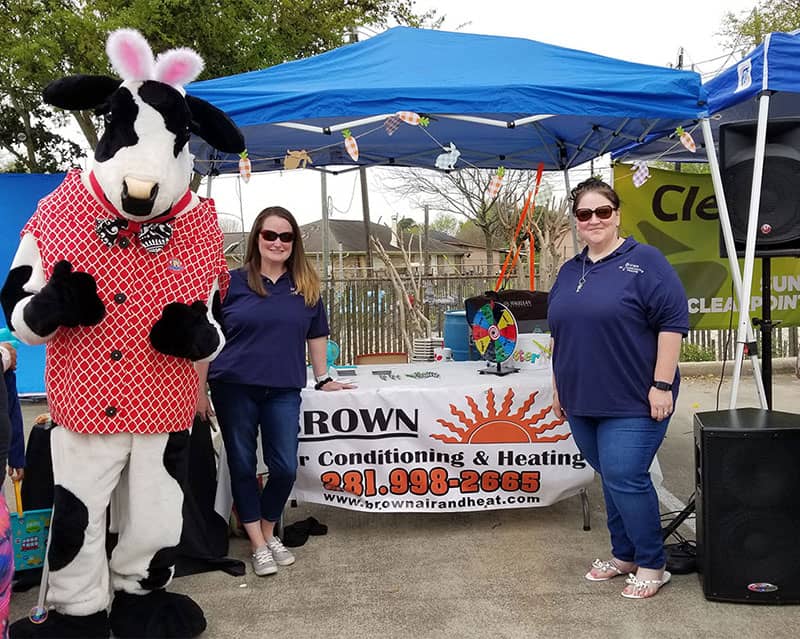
[0,29,245,639]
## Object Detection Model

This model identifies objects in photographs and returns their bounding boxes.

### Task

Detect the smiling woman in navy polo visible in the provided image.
[547,178,688,600]
[197,206,353,578]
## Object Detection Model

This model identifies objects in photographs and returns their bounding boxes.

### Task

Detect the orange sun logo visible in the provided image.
[432,387,569,444]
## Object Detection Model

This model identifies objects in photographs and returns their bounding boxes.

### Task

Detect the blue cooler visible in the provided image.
[444,310,479,361]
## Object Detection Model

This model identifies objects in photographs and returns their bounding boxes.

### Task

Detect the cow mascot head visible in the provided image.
[1,29,244,639]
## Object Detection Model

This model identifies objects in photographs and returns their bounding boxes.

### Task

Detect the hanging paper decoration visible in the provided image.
[384,115,402,136]
[397,111,422,125]
[342,129,359,161]
[632,161,651,188]
[238,150,252,182]
[676,126,696,153]
[395,112,430,127]
[487,166,505,198]
[284,149,313,170]
[435,142,461,170]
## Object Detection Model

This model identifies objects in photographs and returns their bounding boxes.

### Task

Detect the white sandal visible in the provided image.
[621,571,672,599]
[585,558,634,582]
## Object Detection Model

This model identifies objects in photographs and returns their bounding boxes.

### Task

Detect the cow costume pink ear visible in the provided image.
[154,49,204,89]
[106,28,204,90]
[106,29,155,82]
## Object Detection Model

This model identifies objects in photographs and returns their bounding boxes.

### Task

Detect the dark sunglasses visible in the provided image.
[260,230,294,243]
[574,205,615,222]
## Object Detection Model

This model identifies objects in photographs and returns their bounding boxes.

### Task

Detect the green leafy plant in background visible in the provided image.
[680,342,716,362]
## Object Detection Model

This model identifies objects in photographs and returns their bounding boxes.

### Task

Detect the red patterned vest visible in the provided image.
[23,169,230,435]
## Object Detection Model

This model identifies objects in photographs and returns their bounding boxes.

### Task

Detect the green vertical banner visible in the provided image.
[614,165,800,329]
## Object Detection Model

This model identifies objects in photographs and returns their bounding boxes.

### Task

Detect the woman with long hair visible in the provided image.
[197,206,352,576]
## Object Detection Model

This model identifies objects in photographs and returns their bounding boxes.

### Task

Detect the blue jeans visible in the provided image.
[210,381,301,524]
[567,414,669,569]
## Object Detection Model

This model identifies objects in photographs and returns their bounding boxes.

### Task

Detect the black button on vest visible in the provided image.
[118,237,130,248]
[105,406,117,417]
[110,350,123,361]
[114,293,127,304]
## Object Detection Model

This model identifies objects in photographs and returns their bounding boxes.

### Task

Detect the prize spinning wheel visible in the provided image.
[471,301,518,373]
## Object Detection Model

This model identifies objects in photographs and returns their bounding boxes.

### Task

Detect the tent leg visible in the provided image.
[732,95,772,409]
[700,118,768,409]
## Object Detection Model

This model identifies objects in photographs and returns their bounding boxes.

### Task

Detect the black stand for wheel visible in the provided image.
[478,362,520,376]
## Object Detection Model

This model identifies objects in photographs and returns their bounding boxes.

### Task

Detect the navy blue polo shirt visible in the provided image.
[209,269,329,389]
[547,237,688,417]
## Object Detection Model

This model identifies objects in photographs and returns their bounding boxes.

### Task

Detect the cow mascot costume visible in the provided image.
[1,29,244,639]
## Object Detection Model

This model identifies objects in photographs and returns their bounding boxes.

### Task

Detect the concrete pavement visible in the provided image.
[8,369,800,638]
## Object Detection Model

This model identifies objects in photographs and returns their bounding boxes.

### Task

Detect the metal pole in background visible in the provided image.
[360,166,373,271]
[423,204,430,275]
[321,171,329,280]
[562,168,579,255]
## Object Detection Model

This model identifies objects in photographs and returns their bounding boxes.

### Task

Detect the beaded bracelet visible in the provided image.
[314,377,333,390]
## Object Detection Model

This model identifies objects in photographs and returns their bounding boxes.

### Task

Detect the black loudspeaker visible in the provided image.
[694,408,800,603]
[719,118,800,257]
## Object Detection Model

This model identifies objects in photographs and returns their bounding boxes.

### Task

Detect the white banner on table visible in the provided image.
[293,362,593,513]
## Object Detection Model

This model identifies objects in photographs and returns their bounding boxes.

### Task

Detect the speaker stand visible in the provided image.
[753,257,780,410]
[662,493,695,541]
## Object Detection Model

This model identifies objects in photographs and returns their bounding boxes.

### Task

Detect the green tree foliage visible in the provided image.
[0,0,440,172]
[720,1,800,52]
[430,212,461,237]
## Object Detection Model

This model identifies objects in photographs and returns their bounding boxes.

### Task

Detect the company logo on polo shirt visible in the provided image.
[619,262,644,274]
[431,387,570,444]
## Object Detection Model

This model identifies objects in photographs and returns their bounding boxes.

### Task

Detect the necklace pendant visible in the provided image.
[576,278,585,293]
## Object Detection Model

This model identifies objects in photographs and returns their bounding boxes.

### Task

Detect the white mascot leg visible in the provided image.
[110,431,187,594]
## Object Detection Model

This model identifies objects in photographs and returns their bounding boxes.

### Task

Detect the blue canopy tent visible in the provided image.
[613,31,800,164]
[612,31,800,408]
[187,26,706,289]
[187,27,706,175]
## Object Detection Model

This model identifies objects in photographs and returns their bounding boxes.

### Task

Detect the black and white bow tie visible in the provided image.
[95,218,174,254]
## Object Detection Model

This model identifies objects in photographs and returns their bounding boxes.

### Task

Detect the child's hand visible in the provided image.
[8,467,24,482]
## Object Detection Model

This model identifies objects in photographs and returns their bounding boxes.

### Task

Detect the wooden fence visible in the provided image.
[323,276,800,366]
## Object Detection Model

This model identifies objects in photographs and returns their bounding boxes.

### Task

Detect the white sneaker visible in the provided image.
[252,545,277,576]
[267,536,295,566]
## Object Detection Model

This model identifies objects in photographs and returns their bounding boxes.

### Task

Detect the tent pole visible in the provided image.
[733,96,772,409]
[562,169,579,255]
[701,119,767,409]
[321,172,330,281]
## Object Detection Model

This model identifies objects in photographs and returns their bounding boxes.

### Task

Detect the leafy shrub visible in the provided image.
[680,342,716,362]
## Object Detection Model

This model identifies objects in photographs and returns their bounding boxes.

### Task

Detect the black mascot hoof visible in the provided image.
[109,590,207,638]
[9,610,110,638]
